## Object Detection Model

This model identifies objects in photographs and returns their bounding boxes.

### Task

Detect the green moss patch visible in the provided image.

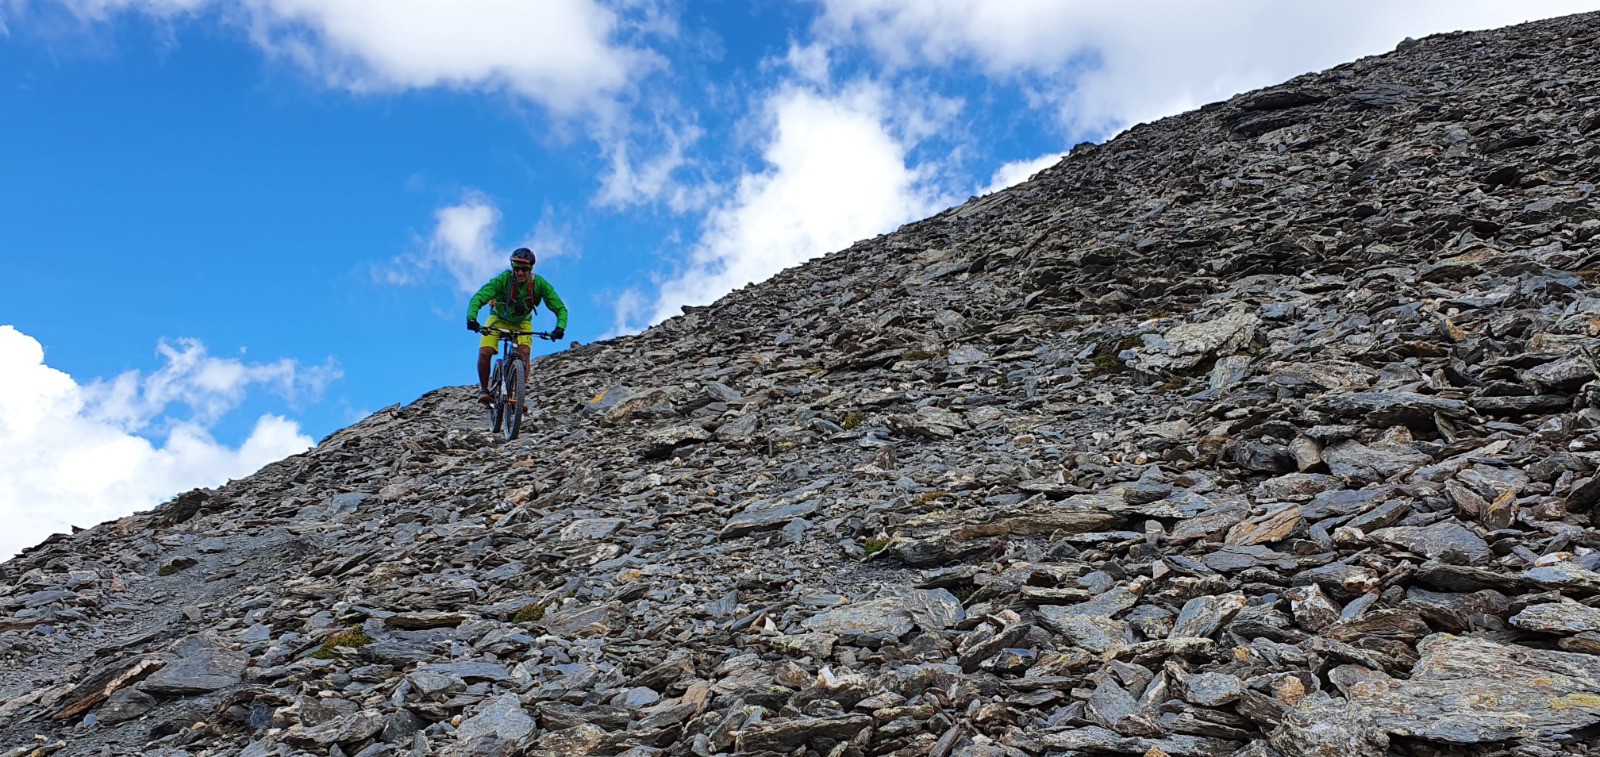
[309,627,374,659]
[1083,338,1137,378]
[512,604,546,624]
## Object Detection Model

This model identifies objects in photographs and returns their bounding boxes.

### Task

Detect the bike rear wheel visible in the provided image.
[504,358,526,441]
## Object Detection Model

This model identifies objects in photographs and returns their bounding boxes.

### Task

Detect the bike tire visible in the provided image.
[504,358,526,441]
[488,361,505,433]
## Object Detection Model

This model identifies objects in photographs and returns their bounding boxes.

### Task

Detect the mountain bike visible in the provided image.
[475,326,552,441]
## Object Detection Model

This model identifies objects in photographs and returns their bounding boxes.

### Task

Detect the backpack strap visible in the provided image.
[506,275,537,316]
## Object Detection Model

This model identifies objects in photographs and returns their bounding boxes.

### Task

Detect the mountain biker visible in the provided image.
[467,247,568,406]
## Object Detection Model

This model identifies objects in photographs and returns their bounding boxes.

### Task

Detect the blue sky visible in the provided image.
[3,0,1598,558]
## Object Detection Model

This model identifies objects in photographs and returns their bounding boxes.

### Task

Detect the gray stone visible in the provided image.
[1312,391,1471,425]
[884,502,1121,566]
[1510,601,1600,635]
[415,662,510,681]
[1524,561,1600,593]
[894,587,966,631]
[768,632,838,659]
[643,422,713,457]
[801,599,916,647]
[720,500,819,539]
[540,602,617,637]
[1040,726,1235,756]
[326,492,371,516]
[1274,634,1600,748]
[1182,672,1244,707]
[1168,593,1246,639]
[736,715,874,752]
[408,668,461,696]
[560,517,627,541]
[1323,441,1431,484]
[1370,521,1491,566]
[456,693,536,743]
[1124,308,1260,374]
[887,405,969,438]
[141,634,247,694]
[1037,612,1128,654]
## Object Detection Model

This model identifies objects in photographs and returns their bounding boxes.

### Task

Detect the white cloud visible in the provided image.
[979,151,1065,196]
[0,325,334,560]
[86,337,339,431]
[382,193,575,293]
[785,42,831,85]
[602,287,647,340]
[640,81,948,326]
[515,211,578,266]
[427,193,503,292]
[20,0,655,113]
[595,118,709,212]
[814,0,1600,137]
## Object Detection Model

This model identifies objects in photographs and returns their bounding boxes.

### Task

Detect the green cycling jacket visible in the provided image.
[468,271,569,329]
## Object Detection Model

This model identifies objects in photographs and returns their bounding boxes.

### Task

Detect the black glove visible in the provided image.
[467,318,481,333]
[550,326,565,341]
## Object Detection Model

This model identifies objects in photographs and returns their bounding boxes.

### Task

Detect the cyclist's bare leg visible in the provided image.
[477,347,495,393]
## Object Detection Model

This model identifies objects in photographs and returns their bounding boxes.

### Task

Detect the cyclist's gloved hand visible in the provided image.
[467,318,481,333]
[551,327,565,341]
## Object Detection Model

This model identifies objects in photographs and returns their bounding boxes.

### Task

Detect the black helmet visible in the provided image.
[510,247,536,267]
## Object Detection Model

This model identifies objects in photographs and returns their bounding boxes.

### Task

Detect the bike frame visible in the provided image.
[476,325,551,439]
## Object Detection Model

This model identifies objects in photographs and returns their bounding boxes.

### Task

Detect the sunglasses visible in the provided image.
[512,264,533,271]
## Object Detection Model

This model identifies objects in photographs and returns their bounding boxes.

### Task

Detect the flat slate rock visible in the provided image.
[455,693,535,743]
[140,634,246,695]
[800,599,915,647]
[1370,521,1491,566]
[415,662,511,681]
[720,500,819,539]
[1273,634,1600,752]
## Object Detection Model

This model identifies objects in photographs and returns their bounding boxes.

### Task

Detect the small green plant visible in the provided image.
[951,586,976,603]
[310,627,374,659]
[862,537,889,555]
[1083,338,1138,379]
[1082,352,1124,378]
[512,603,546,623]
[841,412,867,430]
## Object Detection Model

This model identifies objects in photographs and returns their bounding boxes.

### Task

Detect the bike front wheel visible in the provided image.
[504,358,526,441]
[488,361,505,433]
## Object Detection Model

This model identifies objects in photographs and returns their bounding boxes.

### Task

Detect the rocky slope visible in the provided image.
[7,11,1600,757]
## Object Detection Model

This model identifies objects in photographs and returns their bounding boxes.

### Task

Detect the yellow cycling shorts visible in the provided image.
[478,315,534,349]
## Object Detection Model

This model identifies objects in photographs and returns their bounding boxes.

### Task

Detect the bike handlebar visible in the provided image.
[475,326,554,340]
